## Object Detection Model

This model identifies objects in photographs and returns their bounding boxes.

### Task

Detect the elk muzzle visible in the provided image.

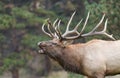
[37,42,46,54]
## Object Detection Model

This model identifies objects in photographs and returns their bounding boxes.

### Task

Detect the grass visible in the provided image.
[68,72,83,78]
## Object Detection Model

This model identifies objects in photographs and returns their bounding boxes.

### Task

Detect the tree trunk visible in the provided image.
[43,56,51,76]
[11,68,19,78]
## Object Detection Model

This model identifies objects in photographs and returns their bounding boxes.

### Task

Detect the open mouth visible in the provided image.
[38,43,46,54]
[38,47,45,54]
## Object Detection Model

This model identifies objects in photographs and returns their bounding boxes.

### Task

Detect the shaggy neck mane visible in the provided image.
[60,60,82,74]
[53,45,84,74]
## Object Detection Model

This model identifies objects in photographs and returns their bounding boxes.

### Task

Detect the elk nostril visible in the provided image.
[37,42,46,47]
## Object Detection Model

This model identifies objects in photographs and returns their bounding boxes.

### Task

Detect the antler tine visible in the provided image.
[81,15,116,40]
[47,19,63,39]
[55,19,60,31]
[55,20,63,39]
[47,24,55,37]
[65,11,76,33]
[73,19,83,34]
[42,12,115,41]
[102,19,116,40]
[42,23,53,37]
[80,12,90,34]
[55,19,63,39]
[62,12,76,37]
[61,19,83,40]
[62,12,90,40]
[57,20,61,30]
[74,19,83,30]
[81,14,105,37]
[53,18,58,27]
[47,19,60,38]
[52,18,60,38]
[91,14,105,33]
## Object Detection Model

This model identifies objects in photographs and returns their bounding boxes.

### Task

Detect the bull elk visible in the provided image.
[37,12,120,78]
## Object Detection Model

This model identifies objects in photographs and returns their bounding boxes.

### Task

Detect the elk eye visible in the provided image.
[52,43,57,45]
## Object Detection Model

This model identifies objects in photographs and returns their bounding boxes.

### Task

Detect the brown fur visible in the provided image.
[38,39,120,78]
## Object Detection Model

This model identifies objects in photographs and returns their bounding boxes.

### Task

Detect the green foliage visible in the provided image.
[15,23,26,29]
[0,14,15,29]
[34,8,57,18]
[12,7,44,28]
[0,52,27,74]
[85,0,120,26]
[11,7,56,28]
[0,2,58,75]
[12,7,35,19]
[22,34,49,49]
[0,33,6,42]
[85,0,120,39]
[68,73,83,78]
[0,2,4,12]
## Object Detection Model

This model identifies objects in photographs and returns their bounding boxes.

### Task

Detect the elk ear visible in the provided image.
[62,40,74,47]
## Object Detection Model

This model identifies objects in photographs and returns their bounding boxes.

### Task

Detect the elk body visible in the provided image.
[38,12,120,78]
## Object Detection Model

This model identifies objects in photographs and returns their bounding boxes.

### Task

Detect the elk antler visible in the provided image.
[81,14,116,40]
[42,12,116,41]
[42,18,62,39]
[61,12,90,40]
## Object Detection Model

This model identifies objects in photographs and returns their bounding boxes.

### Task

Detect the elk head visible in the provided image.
[38,12,115,58]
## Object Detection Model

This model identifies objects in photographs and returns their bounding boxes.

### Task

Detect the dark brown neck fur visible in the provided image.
[51,45,85,74]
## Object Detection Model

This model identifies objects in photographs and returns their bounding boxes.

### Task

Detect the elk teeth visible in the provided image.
[38,50,44,54]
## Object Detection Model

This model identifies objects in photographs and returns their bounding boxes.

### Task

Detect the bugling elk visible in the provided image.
[38,12,120,78]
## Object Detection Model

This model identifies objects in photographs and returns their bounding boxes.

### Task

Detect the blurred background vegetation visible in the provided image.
[0,0,119,78]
